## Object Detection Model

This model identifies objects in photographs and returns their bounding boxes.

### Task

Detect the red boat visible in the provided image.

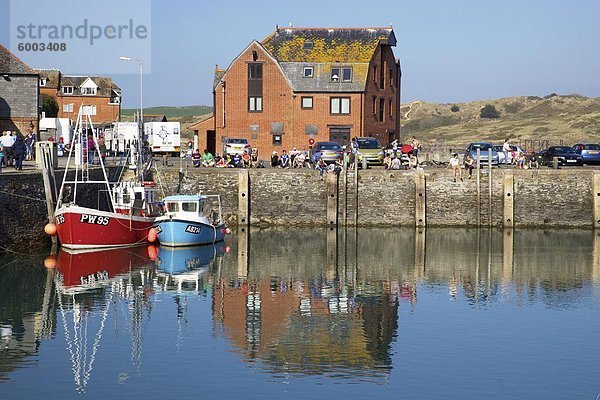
[53,107,159,249]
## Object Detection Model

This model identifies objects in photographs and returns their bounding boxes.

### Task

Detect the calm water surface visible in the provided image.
[1,228,600,399]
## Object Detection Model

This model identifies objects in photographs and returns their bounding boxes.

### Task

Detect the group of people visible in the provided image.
[0,130,36,172]
[191,148,263,168]
[270,147,310,169]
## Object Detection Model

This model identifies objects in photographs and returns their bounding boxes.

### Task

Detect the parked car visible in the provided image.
[572,143,600,165]
[223,138,251,156]
[464,142,499,166]
[356,137,385,165]
[540,146,583,166]
[311,141,344,163]
[492,144,525,164]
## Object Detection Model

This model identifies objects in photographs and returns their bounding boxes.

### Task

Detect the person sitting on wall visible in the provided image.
[250,148,259,167]
[293,151,306,168]
[271,151,279,167]
[315,157,328,178]
[192,149,202,167]
[390,156,401,170]
[279,150,290,168]
[201,149,215,167]
[383,153,392,170]
[215,154,229,168]
[242,151,251,168]
[231,153,243,168]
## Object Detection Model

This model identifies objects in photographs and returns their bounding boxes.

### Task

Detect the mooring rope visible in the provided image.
[0,190,46,203]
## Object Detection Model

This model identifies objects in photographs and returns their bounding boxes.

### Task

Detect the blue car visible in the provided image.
[311,141,344,164]
[464,142,499,166]
[572,144,600,165]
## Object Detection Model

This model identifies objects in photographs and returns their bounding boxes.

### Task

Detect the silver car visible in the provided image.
[464,142,499,166]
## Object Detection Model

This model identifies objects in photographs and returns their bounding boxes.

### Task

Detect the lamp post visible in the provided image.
[120,56,143,180]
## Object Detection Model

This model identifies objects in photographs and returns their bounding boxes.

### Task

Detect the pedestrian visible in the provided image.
[13,134,26,171]
[98,135,107,164]
[0,141,4,173]
[447,153,463,182]
[391,139,399,157]
[464,155,475,178]
[192,149,201,167]
[1,131,14,167]
[502,139,511,166]
[315,157,327,178]
[86,133,95,164]
[24,132,33,161]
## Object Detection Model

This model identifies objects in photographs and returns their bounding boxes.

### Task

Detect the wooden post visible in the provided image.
[503,171,514,228]
[488,148,492,227]
[237,228,249,278]
[326,172,338,228]
[593,172,600,229]
[476,148,481,227]
[238,169,250,228]
[326,227,337,274]
[41,146,57,245]
[415,171,426,227]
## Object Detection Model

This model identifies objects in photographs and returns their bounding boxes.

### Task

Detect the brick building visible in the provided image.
[37,69,121,124]
[202,27,401,157]
[0,44,39,136]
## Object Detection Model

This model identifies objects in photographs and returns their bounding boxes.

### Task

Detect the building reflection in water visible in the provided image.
[1,228,600,386]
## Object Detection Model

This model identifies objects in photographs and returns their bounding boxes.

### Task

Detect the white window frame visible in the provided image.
[81,87,97,95]
[249,96,263,112]
[62,86,74,95]
[63,103,74,113]
[82,105,97,116]
[303,66,314,78]
[330,97,350,114]
[342,67,352,82]
[301,97,313,109]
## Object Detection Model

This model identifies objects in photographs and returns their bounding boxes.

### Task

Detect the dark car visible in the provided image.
[540,146,583,166]
[572,143,600,165]
[311,141,344,163]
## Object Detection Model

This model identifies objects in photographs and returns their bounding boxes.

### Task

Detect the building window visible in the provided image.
[342,67,352,82]
[379,98,385,121]
[303,66,314,78]
[372,65,377,84]
[40,78,47,86]
[82,105,96,116]
[330,67,340,82]
[248,63,263,79]
[388,99,393,116]
[372,96,376,114]
[389,69,394,87]
[249,96,263,112]
[63,103,74,113]
[272,134,282,146]
[62,86,74,95]
[301,97,313,109]
[330,97,350,114]
[81,87,97,95]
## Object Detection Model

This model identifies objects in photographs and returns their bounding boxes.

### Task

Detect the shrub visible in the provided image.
[480,104,500,119]
[450,104,460,112]
[41,94,58,117]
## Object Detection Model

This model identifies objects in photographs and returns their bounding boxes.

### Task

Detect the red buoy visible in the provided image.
[148,227,158,242]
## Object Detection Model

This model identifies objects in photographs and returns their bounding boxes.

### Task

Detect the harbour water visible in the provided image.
[1,228,600,399]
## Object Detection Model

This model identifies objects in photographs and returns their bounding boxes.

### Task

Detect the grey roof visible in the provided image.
[0,44,36,75]
[280,62,368,92]
[60,75,121,97]
[36,69,61,88]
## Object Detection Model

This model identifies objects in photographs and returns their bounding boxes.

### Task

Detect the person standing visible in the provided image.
[464,155,475,178]
[502,139,511,166]
[447,153,463,182]
[13,134,26,171]
[24,132,33,161]
[1,131,14,167]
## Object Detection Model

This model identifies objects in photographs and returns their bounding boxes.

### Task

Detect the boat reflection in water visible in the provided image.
[54,246,155,393]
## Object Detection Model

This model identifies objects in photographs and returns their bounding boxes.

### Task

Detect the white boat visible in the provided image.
[152,194,228,247]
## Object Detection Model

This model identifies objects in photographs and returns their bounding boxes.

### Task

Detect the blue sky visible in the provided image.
[2,0,600,108]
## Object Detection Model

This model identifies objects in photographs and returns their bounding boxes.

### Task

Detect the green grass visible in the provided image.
[121,105,212,118]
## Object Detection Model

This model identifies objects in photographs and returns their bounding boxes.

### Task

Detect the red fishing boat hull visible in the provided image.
[55,205,155,249]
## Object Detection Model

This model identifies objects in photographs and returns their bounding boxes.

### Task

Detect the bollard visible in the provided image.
[162,154,168,166]
[361,155,368,170]
[552,156,559,169]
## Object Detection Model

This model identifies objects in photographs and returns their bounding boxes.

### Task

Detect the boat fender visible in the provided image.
[44,222,58,236]
[147,245,159,260]
[148,227,158,243]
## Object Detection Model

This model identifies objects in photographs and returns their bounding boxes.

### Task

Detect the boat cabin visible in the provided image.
[113,181,158,216]
[162,195,212,224]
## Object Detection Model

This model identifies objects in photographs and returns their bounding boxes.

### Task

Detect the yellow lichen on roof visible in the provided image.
[263,32,389,63]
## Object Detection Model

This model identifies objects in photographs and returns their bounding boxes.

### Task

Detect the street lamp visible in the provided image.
[120,56,143,179]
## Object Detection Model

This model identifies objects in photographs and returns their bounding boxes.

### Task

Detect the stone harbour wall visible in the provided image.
[1,166,599,250]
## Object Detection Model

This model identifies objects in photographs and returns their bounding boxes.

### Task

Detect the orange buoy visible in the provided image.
[147,245,159,260]
[44,255,57,269]
[44,222,57,236]
[148,227,158,242]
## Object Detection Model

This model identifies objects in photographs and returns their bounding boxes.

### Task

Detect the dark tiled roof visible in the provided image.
[60,75,121,97]
[0,44,36,74]
[144,114,167,122]
[262,27,396,63]
[36,69,61,88]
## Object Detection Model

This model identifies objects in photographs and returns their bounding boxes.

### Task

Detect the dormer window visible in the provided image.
[303,41,313,50]
[330,67,340,82]
[303,66,314,78]
[40,78,47,86]
[62,86,74,95]
[342,67,352,82]
[81,87,97,95]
